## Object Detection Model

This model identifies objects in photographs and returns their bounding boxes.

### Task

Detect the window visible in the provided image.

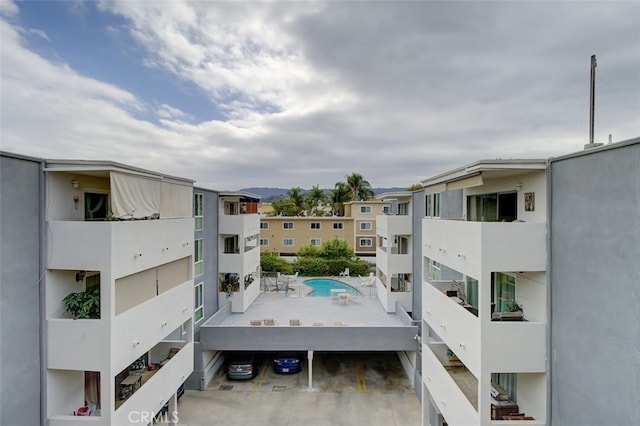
[310,222,321,230]
[283,222,294,230]
[429,259,441,281]
[260,222,269,229]
[466,276,479,310]
[492,373,517,402]
[493,272,516,312]
[468,192,516,222]
[194,282,203,322]
[360,205,372,214]
[194,193,203,230]
[333,222,344,230]
[223,236,239,254]
[85,192,109,220]
[426,193,441,218]
[310,238,321,246]
[359,238,373,247]
[260,238,269,246]
[194,239,203,276]
[283,238,294,247]
[398,202,409,215]
[360,221,372,231]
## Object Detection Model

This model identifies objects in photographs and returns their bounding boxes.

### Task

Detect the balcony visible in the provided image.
[219,214,260,237]
[112,341,193,425]
[423,345,479,426]
[48,319,108,370]
[484,322,546,372]
[423,220,546,277]
[423,282,480,375]
[47,219,193,278]
[376,214,412,238]
[112,281,193,374]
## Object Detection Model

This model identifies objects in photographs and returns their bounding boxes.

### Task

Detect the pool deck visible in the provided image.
[214,277,402,328]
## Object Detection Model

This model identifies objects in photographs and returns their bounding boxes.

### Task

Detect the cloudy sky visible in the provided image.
[1,0,638,190]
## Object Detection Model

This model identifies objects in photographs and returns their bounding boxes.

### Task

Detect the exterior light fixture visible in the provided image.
[71,180,79,189]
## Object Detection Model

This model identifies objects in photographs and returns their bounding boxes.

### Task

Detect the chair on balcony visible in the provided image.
[289,319,302,326]
[250,320,263,326]
[263,319,276,326]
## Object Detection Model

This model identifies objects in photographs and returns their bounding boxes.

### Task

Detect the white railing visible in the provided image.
[423,347,479,426]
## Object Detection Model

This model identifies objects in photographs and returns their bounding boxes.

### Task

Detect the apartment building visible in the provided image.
[260,200,387,257]
[260,216,354,255]
[0,152,196,425]
[420,160,548,426]
[217,192,261,313]
[547,139,639,426]
[346,200,388,256]
[0,153,44,426]
[375,191,415,313]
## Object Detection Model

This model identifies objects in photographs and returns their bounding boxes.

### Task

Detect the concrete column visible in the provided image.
[307,350,314,390]
[168,392,178,426]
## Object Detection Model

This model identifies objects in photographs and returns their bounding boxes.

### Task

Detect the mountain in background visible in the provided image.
[240,187,407,202]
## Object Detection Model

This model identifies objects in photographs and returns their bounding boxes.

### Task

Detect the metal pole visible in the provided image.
[589,54,597,144]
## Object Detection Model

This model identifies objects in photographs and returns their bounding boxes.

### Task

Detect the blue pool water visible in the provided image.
[305,279,359,297]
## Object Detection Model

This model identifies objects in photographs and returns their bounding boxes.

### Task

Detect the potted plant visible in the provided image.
[63,287,100,319]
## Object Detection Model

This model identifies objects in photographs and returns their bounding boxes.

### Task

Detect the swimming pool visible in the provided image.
[304,279,360,297]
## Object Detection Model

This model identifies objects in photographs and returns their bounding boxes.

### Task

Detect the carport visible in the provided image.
[199,292,419,389]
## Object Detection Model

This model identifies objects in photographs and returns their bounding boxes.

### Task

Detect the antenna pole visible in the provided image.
[589,54,597,145]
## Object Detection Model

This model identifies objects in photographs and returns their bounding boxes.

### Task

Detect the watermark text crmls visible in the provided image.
[128,410,179,424]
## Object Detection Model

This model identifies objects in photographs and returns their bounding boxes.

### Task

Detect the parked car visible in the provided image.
[273,352,302,374]
[226,352,259,380]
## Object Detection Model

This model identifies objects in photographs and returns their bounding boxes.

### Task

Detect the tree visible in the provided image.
[305,185,328,216]
[318,238,355,259]
[286,187,305,216]
[345,173,374,201]
[407,183,423,191]
[330,182,351,216]
[270,196,292,216]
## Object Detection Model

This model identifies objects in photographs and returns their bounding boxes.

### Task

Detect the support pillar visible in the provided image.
[307,350,314,390]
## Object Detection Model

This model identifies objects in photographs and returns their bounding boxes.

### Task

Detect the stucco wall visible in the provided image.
[549,140,640,426]
[0,153,43,426]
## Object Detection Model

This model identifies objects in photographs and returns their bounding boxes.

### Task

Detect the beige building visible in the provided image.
[260,200,388,257]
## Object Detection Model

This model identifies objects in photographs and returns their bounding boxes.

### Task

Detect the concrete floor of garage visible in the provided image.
[174,352,421,426]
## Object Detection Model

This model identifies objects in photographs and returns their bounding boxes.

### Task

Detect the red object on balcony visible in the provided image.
[76,406,91,416]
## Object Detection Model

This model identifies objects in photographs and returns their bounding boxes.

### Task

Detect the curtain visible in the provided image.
[85,371,100,411]
[160,181,193,218]
[110,172,161,219]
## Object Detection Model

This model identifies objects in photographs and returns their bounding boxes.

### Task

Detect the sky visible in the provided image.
[1,0,639,191]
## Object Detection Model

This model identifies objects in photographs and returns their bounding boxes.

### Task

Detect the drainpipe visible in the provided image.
[39,159,47,426]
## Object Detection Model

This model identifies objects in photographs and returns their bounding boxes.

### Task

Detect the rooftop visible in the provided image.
[216,278,403,327]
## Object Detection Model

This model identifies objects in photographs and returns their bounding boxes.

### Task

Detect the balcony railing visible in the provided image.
[423,346,479,426]
[47,219,193,279]
[423,282,480,375]
[113,341,193,424]
[423,220,546,277]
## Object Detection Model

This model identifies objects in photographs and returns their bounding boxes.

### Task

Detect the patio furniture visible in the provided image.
[289,319,302,326]
[250,320,263,326]
[332,321,347,326]
[338,293,350,305]
[263,319,276,326]
[330,288,346,301]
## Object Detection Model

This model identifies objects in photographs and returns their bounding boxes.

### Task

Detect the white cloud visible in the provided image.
[1,1,639,191]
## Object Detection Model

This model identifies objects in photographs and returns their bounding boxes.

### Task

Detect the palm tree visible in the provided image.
[345,173,374,201]
[330,182,351,216]
[305,185,328,216]
[287,187,305,216]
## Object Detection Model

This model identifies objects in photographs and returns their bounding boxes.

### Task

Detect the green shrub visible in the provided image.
[261,251,293,274]
[296,244,320,258]
[318,238,355,259]
[294,257,329,276]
